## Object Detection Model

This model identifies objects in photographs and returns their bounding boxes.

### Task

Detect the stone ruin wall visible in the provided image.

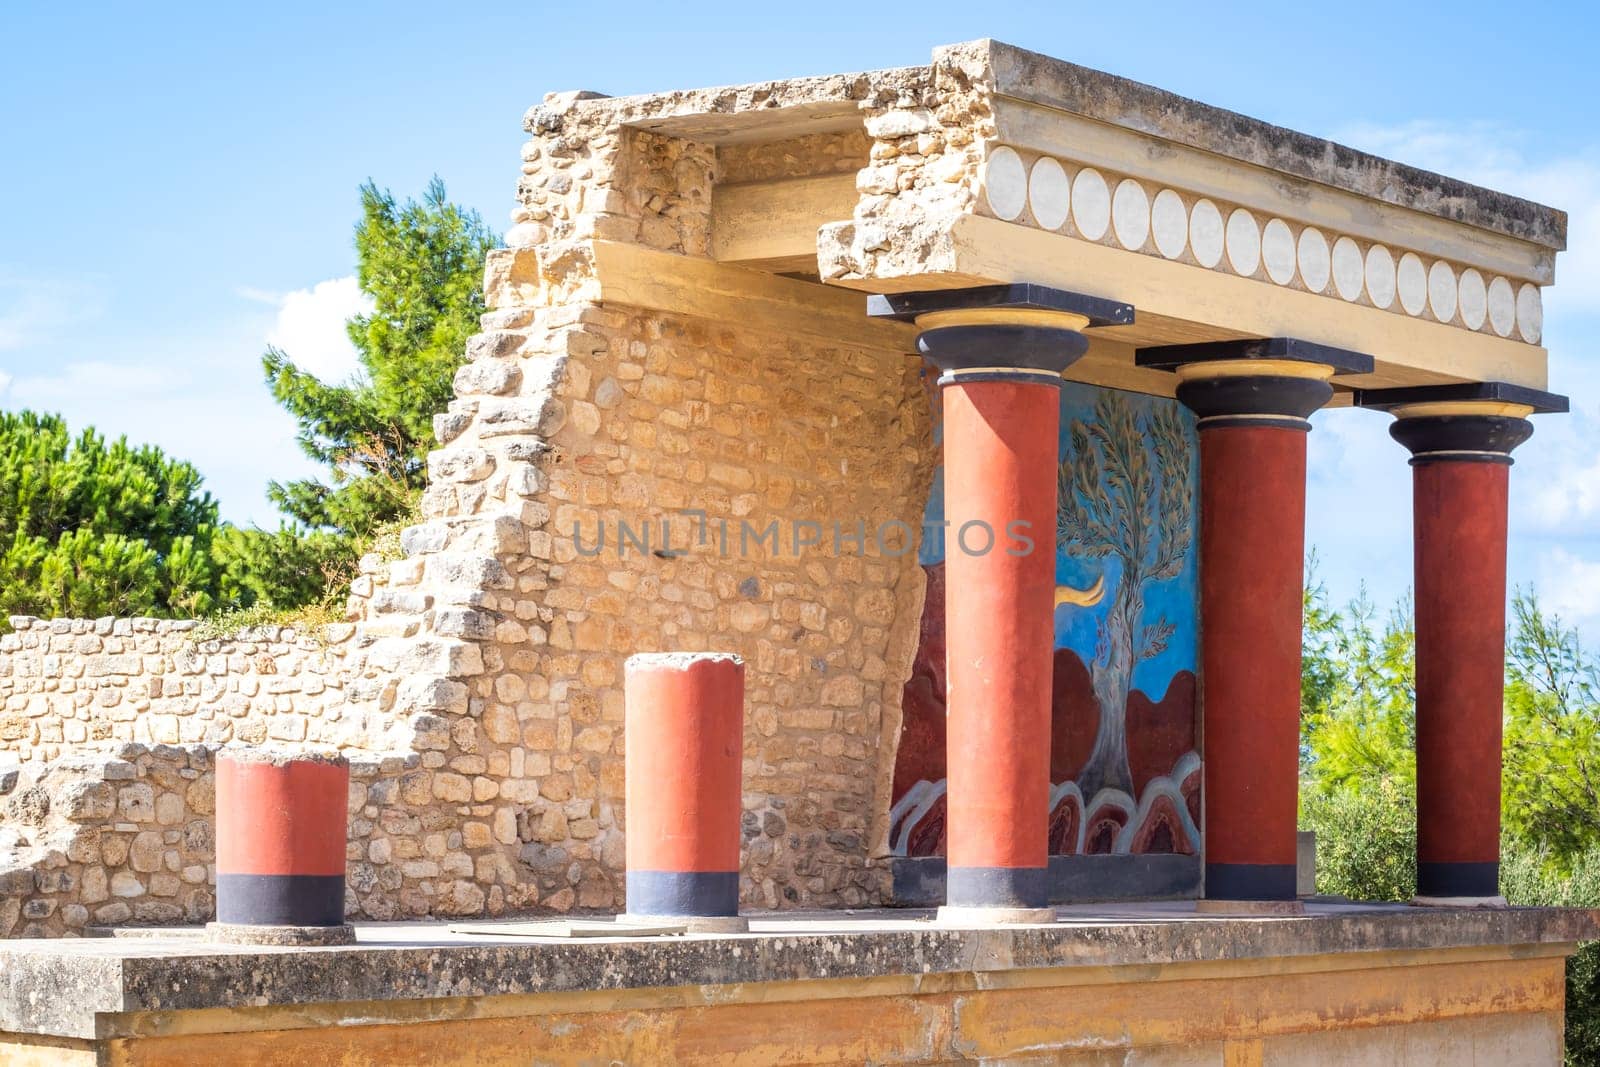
[0,618,387,765]
[0,83,942,935]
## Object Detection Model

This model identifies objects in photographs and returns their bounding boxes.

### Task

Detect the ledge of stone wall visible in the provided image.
[0,616,383,763]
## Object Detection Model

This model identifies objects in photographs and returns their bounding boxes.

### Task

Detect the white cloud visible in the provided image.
[0,370,11,394]
[258,276,373,382]
[1304,405,1415,608]
[234,285,283,306]
[1537,547,1600,632]
[8,361,172,402]
[1522,417,1600,530]
[0,276,93,353]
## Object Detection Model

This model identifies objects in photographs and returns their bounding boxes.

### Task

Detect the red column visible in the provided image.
[212,749,352,944]
[871,284,1131,922]
[1412,461,1510,901]
[1195,423,1308,903]
[1159,352,1351,909]
[1378,394,1544,904]
[624,652,747,930]
[941,376,1061,916]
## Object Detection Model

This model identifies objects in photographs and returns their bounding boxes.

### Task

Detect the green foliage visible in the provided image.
[0,181,487,620]
[263,177,496,536]
[1300,573,1416,794]
[185,599,344,646]
[1301,776,1416,901]
[1503,592,1600,868]
[211,525,357,613]
[0,411,223,618]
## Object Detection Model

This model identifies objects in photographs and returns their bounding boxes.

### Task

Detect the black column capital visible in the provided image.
[1358,382,1566,466]
[1137,338,1373,431]
[868,283,1134,386]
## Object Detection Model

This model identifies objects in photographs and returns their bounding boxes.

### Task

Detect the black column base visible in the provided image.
[216,873,346,927]
[1204,862,1297,901]
[946,865,1049,909]
[625,870,740,917]
[1417,861,1499,899]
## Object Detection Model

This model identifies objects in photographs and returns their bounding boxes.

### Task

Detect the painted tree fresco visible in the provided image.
[889,381,1201,858]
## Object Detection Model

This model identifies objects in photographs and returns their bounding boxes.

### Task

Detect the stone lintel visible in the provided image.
[1357,381,1570,414]
[867,283,1134,327]
[976,39,1565,251]
[1136,337,1375,376]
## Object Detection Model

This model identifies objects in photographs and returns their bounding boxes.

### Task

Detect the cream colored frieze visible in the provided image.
[974,146,1545,345]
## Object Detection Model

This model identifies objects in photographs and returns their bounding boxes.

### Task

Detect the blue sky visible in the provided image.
[3,1,1599,633]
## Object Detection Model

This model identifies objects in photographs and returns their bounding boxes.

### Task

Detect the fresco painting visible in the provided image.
[889,380,1201,858]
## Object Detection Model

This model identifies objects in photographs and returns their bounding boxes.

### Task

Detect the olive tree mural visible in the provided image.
[891,380,1200,862]
[1057,391,1193,799]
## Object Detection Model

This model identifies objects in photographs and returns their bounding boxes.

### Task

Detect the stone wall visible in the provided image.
[1,743,217,936]
[1,77,940,934]
[0,738,524,937]
[387,284,931,911]
[818,42,990,286]
[0,617,389,764]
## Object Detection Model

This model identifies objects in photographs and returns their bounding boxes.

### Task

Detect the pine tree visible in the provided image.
[0,411,223,618]
[262,177,497,535]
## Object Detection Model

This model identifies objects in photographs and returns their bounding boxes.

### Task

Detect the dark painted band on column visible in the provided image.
[626,870,741,917]
[1389,415,1533,462]
[1417,861,1500,899]
[1408,452,1515,466]
[946,866,1049,909]
[1174,376,1333,422]
[918,324,1089,374]
[1204,863,1298,901]
[1194,415,1312,432]
[935,369,1065,388]
[216,873,346,927]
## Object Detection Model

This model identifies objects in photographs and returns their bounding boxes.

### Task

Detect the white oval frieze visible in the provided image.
[1332,237,1365,302]
[1112,179,1151,251]
[1396,252,1427,316]
[1297,227,1330,293]
[1261,218,1296,285]
[1488,276,1516,337]
[1189,198,1224,268]
[1225,208,1261,277]
[1072,167,1111,241]
[1028,156,1070,231]
[1427,261,1458,324]
[983,146,1027,221]
[1151,189,1188,260]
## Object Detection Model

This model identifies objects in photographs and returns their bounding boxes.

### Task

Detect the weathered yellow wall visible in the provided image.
[0,948,1565,1066]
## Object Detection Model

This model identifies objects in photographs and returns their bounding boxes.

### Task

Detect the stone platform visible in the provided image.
[0,901,1594,1065]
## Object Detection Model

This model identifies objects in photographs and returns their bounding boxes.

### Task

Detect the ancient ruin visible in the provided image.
[2,37,1596,1065]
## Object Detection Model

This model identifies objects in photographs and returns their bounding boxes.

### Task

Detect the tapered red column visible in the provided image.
[624,652,747,932]
[874,285,1133,923]
[1141,340,1372,909]
[1363,383,1566,906]
[940,371,1061,916]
